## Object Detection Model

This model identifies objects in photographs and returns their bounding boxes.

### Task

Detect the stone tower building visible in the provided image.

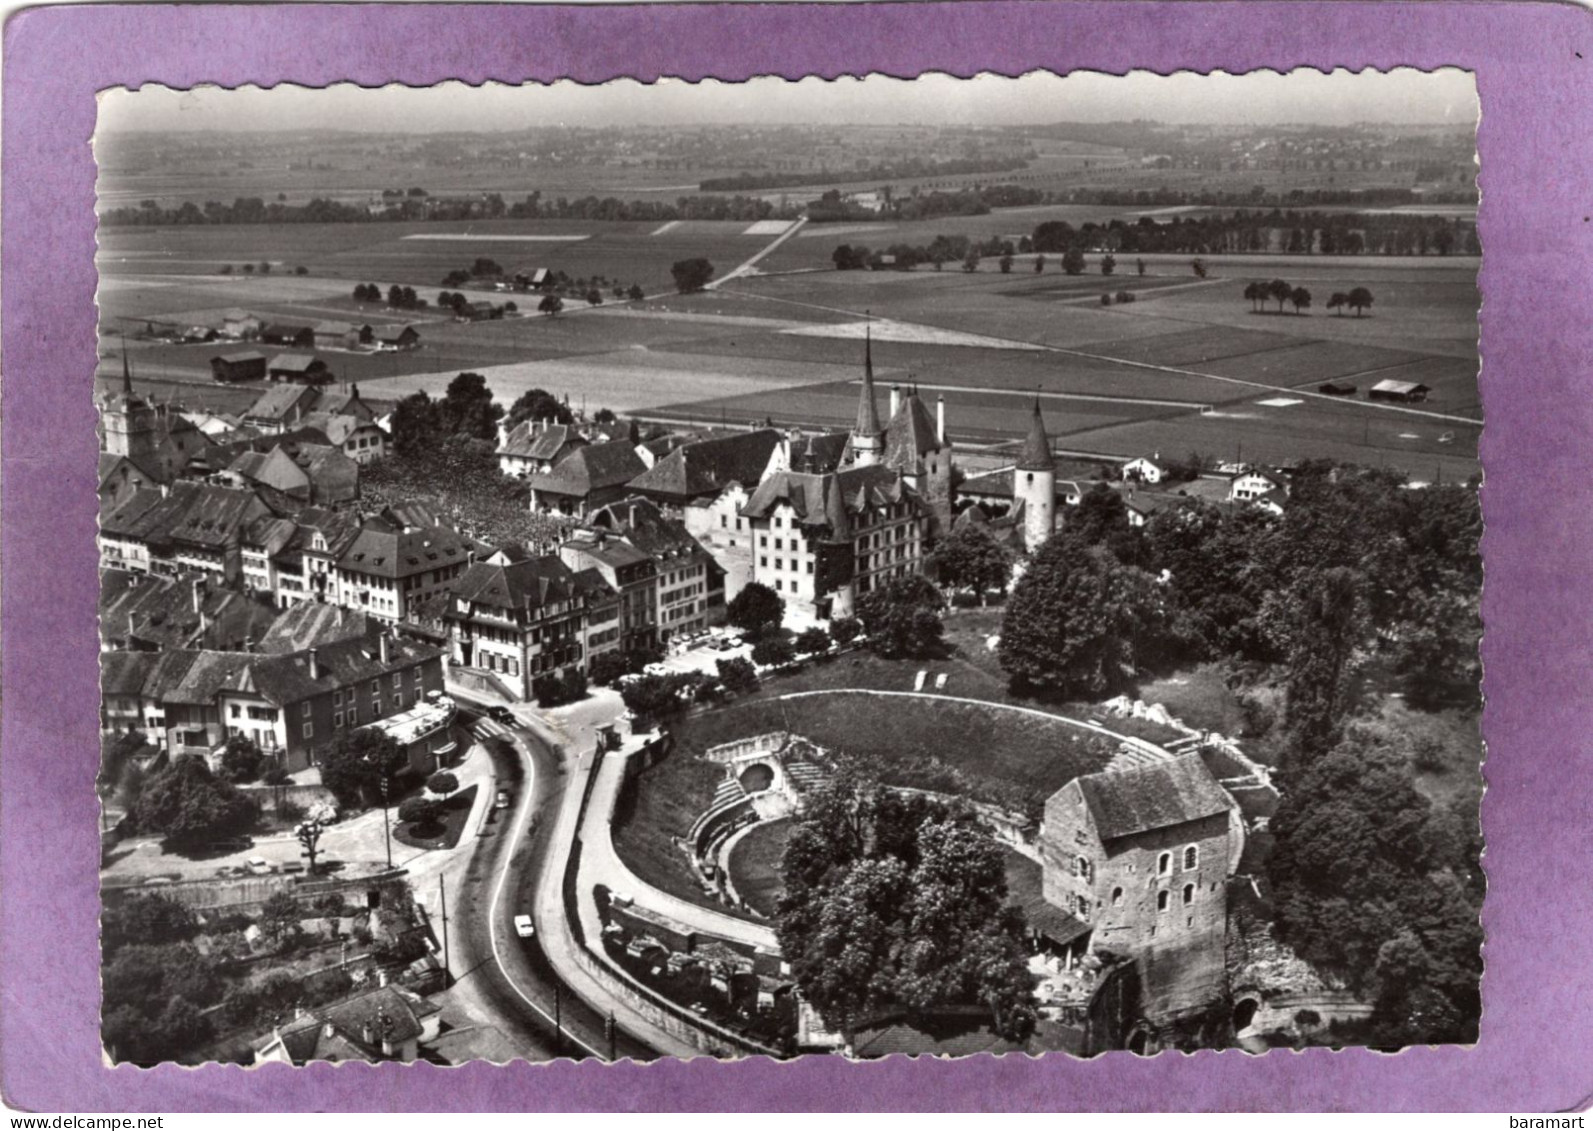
[102,348,160,465]
[1014,397,1056,552]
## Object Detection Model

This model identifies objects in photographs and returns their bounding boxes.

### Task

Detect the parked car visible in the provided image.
[496,788,512,811]
[488,704,516,725]
[246,856,272,875]
[513,914,535,938]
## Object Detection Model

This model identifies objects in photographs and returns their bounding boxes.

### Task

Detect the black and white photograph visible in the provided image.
[93,68,1484,1068]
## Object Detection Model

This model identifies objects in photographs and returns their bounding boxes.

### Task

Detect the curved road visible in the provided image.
[447,713,655,1062]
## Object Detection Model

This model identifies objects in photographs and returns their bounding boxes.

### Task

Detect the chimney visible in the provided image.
[336,604,346,626]
[244,636,255,654]
[889,384,901,419]
[379,633,391,665]
[936,396,946,444]
[192,578,206,613]
[308,648,320,680]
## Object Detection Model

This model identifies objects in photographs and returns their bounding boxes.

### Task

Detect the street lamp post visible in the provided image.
[377,772,393,869]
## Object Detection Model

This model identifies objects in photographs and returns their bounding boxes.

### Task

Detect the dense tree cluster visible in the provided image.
[533,667,588,708]
[776,771,1037,1040]
[670,258,715,294]
[1267,718,1482,1045]
[1032,210,1476,258]
[131,758,257,845]
[726,582,785,639]
[702,154,1033,195]
[317,726,406,810]
[930,524,1012,601]
[856,576,946,659]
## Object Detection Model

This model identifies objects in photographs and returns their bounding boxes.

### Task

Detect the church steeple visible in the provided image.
[850,317,884,467]
[1017,396,1056,471]
[121,338,134,396]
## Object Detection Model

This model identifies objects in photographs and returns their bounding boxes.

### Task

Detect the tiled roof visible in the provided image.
[627,429,782,501]
[499,422,582,461]
[101,571,278,652]
[785,431,850,474]
[1074,755,1230,841]
[849,1009,1027,1059]
[229,448,309,495]
[100,482,270,550]
[245,635,444,706]
[531,441,646,499]
[256,602,379,653]
[262,984,440,1064]
[338,524,468,580]
[245,384,320,423]
[741,465,916,530]
[882,391,943,475]
[1016,398,1056,472]
[268,353,322,374]
[587,497,705,561]
[450,555,585,614]
[214,350,267,364]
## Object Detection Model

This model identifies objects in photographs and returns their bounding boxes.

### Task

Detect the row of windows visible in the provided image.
[760,556,815,575]
[1159,846,1200,875]
[759,534,808,553]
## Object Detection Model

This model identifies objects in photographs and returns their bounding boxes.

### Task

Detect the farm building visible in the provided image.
[514,267,551,289]
[220,310,263,340]
[267,354,333,385]
[372,324,420,351]
[456,302,504,323]
[1368,379,1431,404]
[314,320,373,350]
[242,383,322,432]
[259,322,316,349]
[210,351,267,383]
[1318,381,1358,397]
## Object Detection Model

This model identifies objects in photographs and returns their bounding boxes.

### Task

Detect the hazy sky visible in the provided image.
[101,68,1477,135]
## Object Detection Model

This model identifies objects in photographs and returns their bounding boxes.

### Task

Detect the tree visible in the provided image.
[1327,291,1348,316]
[389,391,440,457]
[1243,281,1263,312]
[1136,258,1146,276]
[295,819,325,876]
[962,249,981,273]
[670,258,715,293]
[932,524,1012,600]
[998,253,1014,274]
[506,387,573,429]
[1072,482,1130,545]
[793,626,833,656]
[426,771,459,798]
[998,534,1167,698]
[586,288,603,306]
[259,261,272,275]
[538,293,564,317]
[1289,286,1312,315]
[716,656,759,694]
[829,616,862,646]
[1101,254,1117,276]
[259,891,303,949]
[1191,257,1208,278]
[1268,278,1293,313]
[220,264,233,275]
[397,796,444,830]
[776,775,1037,1040]
[856,576,945,659]
[437,371,504,441]
[727,581,785,638]
[217,735,264,784]
[1061,248,1086,276]
[588,650,633,687]
[1283,566,1368,765]
[627,284,645,301]
[620,672,703,725]
[318,726,405,809]
[132,759,257,845]
[1347,286,1375,317]
[1033,254,1046,274]
[751,636,796,667]
[101,893,198,955]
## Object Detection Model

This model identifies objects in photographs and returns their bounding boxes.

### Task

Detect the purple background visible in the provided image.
[3,1,1589,1111]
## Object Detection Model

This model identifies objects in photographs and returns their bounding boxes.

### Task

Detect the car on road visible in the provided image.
[513,914,535,938]
[487,704,516,725]
[496,788,512,811]
[246,856,272,875]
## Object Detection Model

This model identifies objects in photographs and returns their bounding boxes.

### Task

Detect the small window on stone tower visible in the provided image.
[1026,473,1034,485]
[1184,845,1199,871]
[1158,852,1171,875]
[1156,890,1170,912]
[1111,887,1123,907]
[1183,883,1195,906]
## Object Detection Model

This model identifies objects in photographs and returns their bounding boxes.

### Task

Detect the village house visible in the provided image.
[99,570,278,654]
[99,482,275,584]
[261,508,362,609]
[524,441,647,517]
[371,324,420,351]
[239,515,299,602]
[1039,756,1237,1028]
[224,446,312,503]
[586,496,719,641]
[100,360,216,483]
[559,531,658,654]
[254,983,442,1065]
[683,481,755,608]
[1229,467,1288,504]
[1123,455,1171,485]
[626,429,785,511]
[317,386,380,425]
[209,351,268,383]
[312,320,374,351]
[255,600,380,654]
[442,554,594,700]
[242,383,324,434]
[496,420,585,479]
[334,521,472,624]
[1367,378,1431,404]
[297,411,388,465]
[98,452,159,511]
[220,310,264,341]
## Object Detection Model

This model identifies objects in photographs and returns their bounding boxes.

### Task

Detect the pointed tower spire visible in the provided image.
[850,313,884,466]
[121,334,134,396]
[1017,396,1055,471]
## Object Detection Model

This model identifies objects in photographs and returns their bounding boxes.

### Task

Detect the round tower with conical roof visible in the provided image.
[1015,397,1056,552]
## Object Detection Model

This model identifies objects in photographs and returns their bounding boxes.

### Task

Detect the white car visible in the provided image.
[513,914,535,938]
[246,856,272,876]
